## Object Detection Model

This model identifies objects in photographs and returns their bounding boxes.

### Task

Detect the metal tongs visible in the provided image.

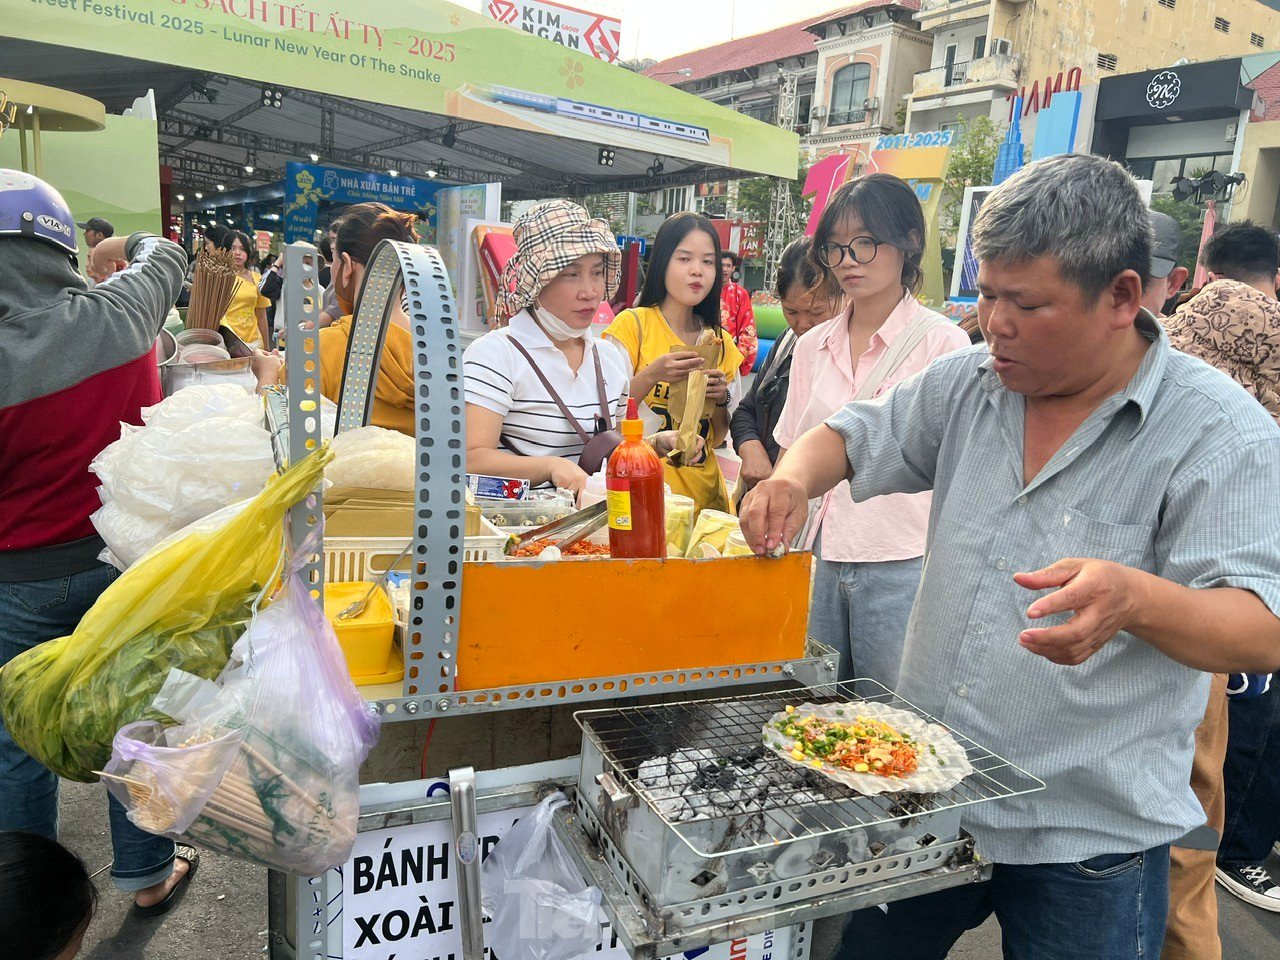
[504,500,608,556]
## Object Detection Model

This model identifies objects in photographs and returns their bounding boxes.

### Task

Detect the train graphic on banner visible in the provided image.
[479,84,711,145]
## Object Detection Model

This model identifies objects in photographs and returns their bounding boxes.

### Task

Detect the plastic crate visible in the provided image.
[323,517,508,582]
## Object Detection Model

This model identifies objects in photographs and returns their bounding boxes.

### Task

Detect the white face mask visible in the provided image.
[532,303,591,342]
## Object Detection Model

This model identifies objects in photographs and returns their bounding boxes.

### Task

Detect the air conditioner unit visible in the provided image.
[1226,121,1238,143]
[863,97,881,111]
[991,38,1013,56]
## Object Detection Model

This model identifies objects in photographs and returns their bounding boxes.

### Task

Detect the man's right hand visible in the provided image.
[740,477,809,556]
[737,441,775,490]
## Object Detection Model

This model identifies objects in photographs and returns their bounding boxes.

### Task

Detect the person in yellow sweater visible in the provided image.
[218,231,270,348]
[252,203,418,435]
[605,213,743,514]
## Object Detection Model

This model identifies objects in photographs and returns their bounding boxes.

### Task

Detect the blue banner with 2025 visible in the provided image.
[282,161,440,243]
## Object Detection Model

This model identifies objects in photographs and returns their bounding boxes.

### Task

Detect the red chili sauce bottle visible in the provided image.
[606,399,666,558]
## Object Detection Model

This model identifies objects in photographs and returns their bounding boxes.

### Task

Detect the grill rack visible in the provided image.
[576,679,1044,859]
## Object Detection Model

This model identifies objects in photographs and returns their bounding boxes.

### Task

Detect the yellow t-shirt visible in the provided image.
[221,271,270,348]
[319,314,417,436]
[604,306,744,515]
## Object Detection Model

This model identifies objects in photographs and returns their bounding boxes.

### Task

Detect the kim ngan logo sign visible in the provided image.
[487,0,622,63]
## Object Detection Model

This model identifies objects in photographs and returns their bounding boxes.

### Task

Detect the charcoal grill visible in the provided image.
[556,680,1044,952]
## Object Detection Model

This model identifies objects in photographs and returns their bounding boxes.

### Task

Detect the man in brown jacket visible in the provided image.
[1162,220,1280,959]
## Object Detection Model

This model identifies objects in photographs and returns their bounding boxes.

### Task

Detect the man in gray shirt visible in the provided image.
[742,154,1280,958]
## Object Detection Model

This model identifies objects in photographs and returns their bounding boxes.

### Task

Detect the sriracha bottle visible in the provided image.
[606,399,666,559]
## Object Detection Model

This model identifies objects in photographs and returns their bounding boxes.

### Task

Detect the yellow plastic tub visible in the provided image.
[323,582,396,681]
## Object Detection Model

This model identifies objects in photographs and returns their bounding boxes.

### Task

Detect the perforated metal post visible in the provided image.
[334,240,464,705]
[282,242,325,605]
[271,241,327,960]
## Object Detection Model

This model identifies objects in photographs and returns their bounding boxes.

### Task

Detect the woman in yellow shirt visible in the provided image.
[219,231,270,348]
[605,213,743,514]
[251,203,418,435]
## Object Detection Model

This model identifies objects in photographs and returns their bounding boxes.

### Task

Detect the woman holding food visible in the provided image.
[253,202,418,434]
[464,200,694,495]
[218,230,270,348]
[605,213,744,514]
[732,238,840,498]
[774,175,969,688]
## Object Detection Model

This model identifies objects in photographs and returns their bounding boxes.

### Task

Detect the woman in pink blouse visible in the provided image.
[774,175,970,687]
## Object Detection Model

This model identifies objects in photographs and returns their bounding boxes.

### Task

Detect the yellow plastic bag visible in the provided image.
[0,449,330,782]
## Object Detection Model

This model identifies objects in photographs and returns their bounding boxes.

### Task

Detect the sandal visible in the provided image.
[132,845,200,918]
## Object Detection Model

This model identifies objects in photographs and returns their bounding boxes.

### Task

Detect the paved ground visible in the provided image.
[62,778,1280,959]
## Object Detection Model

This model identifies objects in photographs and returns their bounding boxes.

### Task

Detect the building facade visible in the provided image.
[906,0,1280,138]
[804,2,933,161]
[643,20,820,217]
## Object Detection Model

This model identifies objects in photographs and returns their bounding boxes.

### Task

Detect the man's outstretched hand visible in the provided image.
[739,477,809,556]
[1014,558,1142,666]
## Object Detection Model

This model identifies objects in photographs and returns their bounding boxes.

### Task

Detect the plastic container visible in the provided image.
[323,581,396,679]
[479,492,575,528]
[665,494,696,555]
[723,530,754,557]
[175,328,225,349]
[685,509,740,558]
[580,471,607,510]
[178,344,231,364]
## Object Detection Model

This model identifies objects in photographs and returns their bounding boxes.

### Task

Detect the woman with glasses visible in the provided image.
[773,174,969,688]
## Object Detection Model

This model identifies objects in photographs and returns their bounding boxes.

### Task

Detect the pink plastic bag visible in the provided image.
[104,572,381,875]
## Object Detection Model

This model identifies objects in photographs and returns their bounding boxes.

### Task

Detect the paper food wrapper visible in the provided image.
[666,340,723,422]
[761,701,974,796]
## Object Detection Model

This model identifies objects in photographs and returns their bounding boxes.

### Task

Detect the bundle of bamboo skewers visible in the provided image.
[186,248,244,331]
[99,723,357,875]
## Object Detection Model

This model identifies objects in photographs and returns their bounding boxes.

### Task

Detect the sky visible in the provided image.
[455,0,846,62]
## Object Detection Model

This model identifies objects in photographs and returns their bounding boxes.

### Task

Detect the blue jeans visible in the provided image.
[1219,676,1280,869]
[0,565,176,892]
[810,547,924,688]
[835,848,1170,960]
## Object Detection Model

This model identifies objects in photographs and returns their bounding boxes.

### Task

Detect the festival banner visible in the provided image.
[4,0,795,178]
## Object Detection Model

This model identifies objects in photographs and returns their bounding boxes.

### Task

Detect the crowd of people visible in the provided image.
[2,151,1280,960]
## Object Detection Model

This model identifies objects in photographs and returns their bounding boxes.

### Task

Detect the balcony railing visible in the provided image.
[826,108,868,127]
[912,54,1020,97]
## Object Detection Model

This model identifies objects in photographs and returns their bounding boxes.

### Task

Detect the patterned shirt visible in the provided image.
[720,281,758,376]
[1165,279,1280,426]
[824,311,1280,864]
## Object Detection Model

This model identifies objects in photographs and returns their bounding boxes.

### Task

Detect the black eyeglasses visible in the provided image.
[819,237,882,267]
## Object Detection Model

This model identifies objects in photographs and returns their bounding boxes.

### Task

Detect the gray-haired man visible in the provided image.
[742,154,1280,958]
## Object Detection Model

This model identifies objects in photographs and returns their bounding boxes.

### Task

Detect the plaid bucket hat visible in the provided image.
[498,200,621,321]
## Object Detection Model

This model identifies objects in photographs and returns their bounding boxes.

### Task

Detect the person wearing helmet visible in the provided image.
[0,170,199,917]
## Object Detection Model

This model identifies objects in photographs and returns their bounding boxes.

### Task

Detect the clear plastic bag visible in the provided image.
[141,383,263,431]
[104,568,380,875]
[326,426,415,491]
[480,793,602,960]
[92,416,274,524]
[0,451,328,782]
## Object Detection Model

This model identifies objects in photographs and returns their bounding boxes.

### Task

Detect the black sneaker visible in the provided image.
[1216,863,1280,912]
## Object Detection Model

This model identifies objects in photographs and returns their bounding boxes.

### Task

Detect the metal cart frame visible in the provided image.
[264,241,1017,960]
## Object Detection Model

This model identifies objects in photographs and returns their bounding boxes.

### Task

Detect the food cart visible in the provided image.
[263,240,1044,960]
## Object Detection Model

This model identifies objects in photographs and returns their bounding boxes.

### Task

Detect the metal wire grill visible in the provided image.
[576,680,1044,857]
